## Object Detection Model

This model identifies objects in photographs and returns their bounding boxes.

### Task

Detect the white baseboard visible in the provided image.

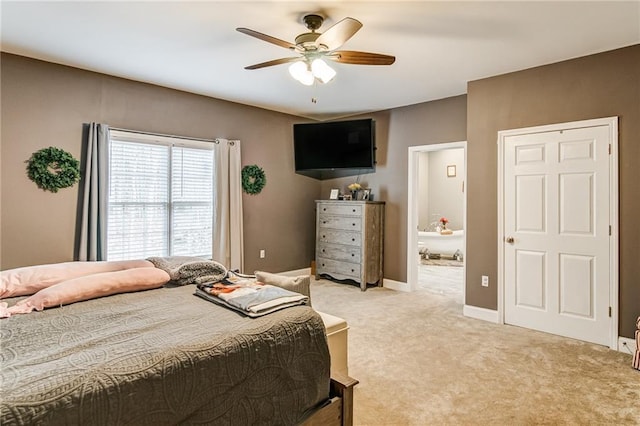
[279,267,312,277]
[383,278,410,292]
[618,336,637,355]
[463,304,499,323]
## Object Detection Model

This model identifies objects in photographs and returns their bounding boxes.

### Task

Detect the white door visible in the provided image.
[503,124,613,346]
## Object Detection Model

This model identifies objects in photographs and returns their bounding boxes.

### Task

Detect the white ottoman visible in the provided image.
[317,311,349,376]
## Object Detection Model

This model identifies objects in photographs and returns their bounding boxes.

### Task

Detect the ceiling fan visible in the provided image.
[236,14,395,85]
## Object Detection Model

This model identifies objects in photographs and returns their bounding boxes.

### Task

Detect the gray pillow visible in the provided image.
[254,271,311,307]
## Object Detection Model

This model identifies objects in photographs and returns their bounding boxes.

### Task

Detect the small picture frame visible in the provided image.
[329,188,339,200]
[362,189,371,201]
[447,165,456,177]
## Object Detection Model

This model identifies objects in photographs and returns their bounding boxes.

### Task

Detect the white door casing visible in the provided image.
[498,117,618,348]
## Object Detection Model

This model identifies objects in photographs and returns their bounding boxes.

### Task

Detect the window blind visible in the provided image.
[107,132,214,261]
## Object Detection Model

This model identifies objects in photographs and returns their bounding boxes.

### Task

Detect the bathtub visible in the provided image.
[418,230,464,256]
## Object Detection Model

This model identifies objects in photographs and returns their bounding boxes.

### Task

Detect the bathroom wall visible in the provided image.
[427,148,465,230]
[417,153,430,229]
[417,148,465,231]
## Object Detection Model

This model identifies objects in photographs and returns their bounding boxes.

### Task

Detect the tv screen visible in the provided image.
[293,118,375,180]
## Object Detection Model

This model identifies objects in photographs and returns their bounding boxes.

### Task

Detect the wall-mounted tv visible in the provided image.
[294,118,376,180]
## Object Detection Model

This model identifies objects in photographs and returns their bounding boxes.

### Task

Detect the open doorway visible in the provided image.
[407,142,467,302]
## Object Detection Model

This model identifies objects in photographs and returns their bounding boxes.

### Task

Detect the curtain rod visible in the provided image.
[109,127,218,144]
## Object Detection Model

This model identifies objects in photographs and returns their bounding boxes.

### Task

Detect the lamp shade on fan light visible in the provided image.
[311,59,336,83]
[288,61,314,85]
[289,59,336,85]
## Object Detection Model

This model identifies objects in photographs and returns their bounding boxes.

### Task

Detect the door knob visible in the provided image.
[505,236,515,244]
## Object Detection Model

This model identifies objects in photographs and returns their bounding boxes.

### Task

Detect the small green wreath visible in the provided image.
[26,146,80,193]
[241,164,266,195]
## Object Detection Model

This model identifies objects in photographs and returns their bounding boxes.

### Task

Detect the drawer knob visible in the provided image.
[351,254,354,257]
[322,249,325,252]
[352,223,356,226]
[352,209,356,212]
[352,238,355,242]
[322,263,325,267]
[351,269,355,272]
[323,221,327,224]
[323,208,326,211]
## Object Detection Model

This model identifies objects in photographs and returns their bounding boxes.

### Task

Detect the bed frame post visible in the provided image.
[330,373,359,426]
[302,373,358,426]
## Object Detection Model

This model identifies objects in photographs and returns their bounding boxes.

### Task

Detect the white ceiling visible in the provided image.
[2,1,639,120]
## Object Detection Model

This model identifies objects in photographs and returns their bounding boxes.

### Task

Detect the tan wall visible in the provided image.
[319,96,469,281]
[466,44,640,338]
[0,53,321,273]
[3,45,637,338]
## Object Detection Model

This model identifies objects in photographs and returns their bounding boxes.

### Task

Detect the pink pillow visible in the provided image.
[0,260,154,298]
[1,267,170,317]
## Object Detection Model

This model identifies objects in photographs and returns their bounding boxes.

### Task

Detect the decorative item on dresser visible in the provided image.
[315,200,385,291]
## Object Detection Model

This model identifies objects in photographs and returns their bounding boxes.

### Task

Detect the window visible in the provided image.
[107,130,214,261]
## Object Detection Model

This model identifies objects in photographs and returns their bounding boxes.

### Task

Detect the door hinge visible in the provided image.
[609,225,612,236]
[608,144,611,155]
[609,306,612,317]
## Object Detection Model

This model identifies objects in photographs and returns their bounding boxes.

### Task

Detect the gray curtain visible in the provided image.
[75,123,109,261]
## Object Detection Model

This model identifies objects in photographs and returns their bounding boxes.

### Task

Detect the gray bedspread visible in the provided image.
[0,285,330,425]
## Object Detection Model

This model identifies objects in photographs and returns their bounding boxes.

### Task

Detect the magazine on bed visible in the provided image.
[195,275,309,317]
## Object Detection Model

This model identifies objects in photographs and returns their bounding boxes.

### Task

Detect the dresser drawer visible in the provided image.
[318,203,362,216]
[316,257,361,279]
[317,242,361,263]
[317,229,361,246]
[318,215,362,231]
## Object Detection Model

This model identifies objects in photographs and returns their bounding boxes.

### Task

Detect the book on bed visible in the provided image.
[195,276,309,317]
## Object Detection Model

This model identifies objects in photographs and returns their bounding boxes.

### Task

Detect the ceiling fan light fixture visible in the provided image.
[311,58,336,83]
[288,61,314,85]
[238,15,395,85]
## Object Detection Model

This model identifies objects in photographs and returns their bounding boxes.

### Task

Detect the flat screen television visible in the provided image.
[293,118,376,180]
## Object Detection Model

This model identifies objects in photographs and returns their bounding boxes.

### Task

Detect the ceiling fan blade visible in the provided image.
[244,57,301,70]
[315,17,362,51]
[329,50,396,66]
[236,27,296,50]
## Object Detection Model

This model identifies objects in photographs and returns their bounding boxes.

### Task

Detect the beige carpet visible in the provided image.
[310,278,640,425]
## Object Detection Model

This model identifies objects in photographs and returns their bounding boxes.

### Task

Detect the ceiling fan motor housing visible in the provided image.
[295,32,323,51]
[302,14,324,31]
[296,14,326,51]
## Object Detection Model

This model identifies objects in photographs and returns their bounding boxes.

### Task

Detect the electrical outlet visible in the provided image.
[481,275,489,287]
[259,249,265,259]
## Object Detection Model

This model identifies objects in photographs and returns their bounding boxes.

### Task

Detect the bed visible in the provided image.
[0,282,355,425]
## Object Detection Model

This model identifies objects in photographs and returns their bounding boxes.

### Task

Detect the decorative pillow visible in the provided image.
[254,271,311,307]
[0,259,153,299]
[146,257,228,286]
[1,267,170,317]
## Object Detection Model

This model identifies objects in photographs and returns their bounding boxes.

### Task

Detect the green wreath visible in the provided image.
[26,146,80,193]
[241,164,266,195]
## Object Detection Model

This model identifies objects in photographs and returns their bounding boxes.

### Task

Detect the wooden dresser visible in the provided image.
[315,200,385,291]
